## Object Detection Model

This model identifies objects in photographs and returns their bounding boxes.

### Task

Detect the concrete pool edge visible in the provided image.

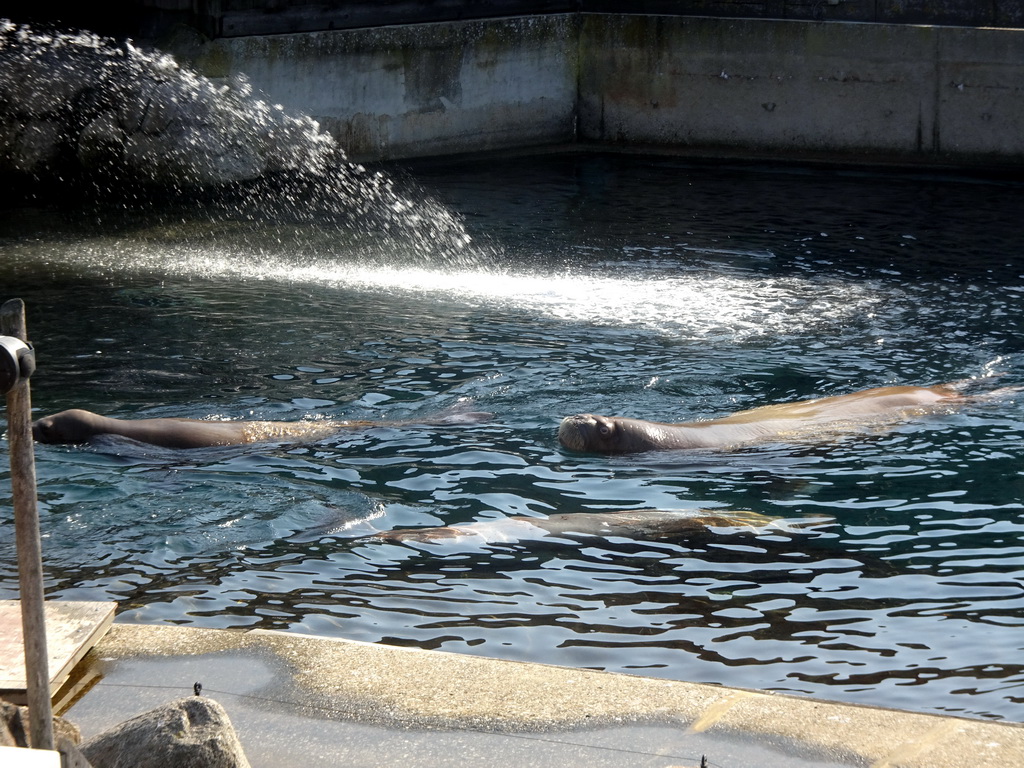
[67,623,1024,768]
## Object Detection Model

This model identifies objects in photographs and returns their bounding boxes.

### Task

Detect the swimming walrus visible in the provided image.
[558,383,979,454]
[370,508,802,545]
[32,406,490,449]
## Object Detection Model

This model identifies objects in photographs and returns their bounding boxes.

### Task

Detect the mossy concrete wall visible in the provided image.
[579,16,1024,166]
[175,13,1024,168]
[185,15,579,162]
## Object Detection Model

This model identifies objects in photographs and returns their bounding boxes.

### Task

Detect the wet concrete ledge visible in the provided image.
[163,14,1024,171]
[65,623,1024,768]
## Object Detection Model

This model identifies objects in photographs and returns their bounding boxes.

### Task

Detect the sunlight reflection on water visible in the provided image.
[3,153,1024,722]
[12,236,881,340]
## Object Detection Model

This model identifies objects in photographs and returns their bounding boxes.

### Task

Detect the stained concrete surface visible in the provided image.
[59,624,1023,768]
[166,15,1024,169]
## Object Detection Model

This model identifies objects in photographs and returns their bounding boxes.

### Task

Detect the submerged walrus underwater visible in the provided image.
[558,381,1014,454]
[371,508,823,545]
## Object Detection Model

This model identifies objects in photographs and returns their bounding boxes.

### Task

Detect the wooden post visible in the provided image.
[2,298,54,751]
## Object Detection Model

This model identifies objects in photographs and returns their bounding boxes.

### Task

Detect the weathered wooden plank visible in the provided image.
[0,602,116,705]
[51,659,103,717]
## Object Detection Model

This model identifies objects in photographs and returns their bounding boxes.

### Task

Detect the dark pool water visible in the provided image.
[2,152,1023,721]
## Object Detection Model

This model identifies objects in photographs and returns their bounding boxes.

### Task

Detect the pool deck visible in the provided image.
[59,623,1024,768]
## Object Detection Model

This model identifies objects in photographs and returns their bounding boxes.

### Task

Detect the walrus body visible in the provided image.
[558,384,965,454]
[32,407,488,449]
[371,508,787,545]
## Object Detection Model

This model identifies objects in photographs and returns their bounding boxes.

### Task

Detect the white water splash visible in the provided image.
[0,20,485,267]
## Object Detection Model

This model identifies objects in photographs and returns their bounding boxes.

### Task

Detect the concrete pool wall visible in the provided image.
[164,13,1024,169]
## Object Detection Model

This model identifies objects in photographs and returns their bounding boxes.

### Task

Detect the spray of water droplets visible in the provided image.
[0,20,879,336]
[0,20,490,268]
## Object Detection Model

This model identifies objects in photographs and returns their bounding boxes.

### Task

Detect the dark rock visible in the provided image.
[0,700,28,747]
[0,699,82,748]
[81,696,250,768]
[0,699,89,766]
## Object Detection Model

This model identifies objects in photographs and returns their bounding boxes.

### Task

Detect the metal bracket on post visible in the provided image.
[1,335,35,396]
[2,298,54,752]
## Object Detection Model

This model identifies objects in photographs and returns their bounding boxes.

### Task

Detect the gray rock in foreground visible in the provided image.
[81,696,250,768]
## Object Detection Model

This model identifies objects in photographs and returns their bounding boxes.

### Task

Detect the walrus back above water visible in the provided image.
[558,383,970,454]
[32,407,489,449]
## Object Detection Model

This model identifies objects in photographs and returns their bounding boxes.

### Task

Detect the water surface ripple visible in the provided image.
[2,153,1023,721]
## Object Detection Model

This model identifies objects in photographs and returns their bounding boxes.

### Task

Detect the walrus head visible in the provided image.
[32,409,103,444]
[558,414,684,453]
[558,414,618,452]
